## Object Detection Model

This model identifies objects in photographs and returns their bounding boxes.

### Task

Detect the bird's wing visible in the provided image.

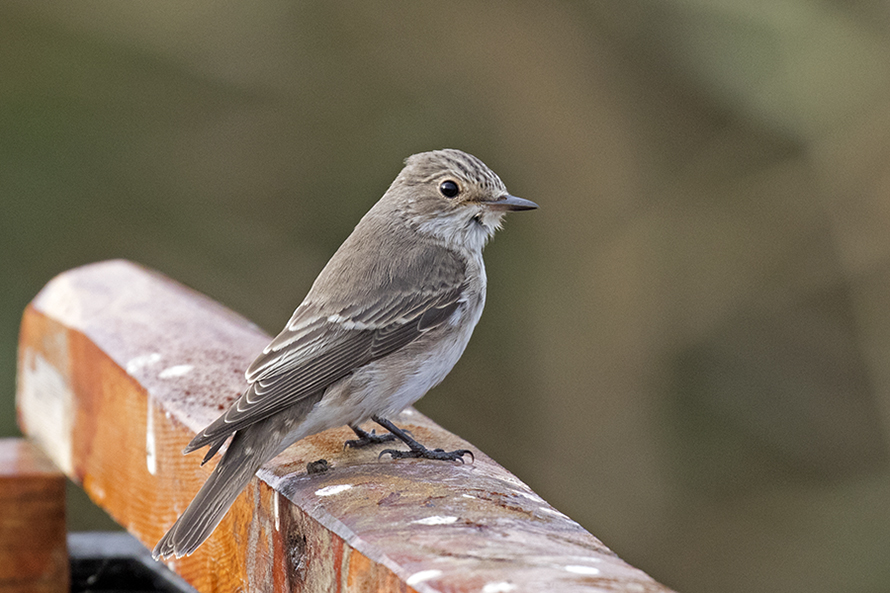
[185,258,467,453]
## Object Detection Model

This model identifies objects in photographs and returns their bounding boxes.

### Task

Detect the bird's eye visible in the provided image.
[439,180,460,198]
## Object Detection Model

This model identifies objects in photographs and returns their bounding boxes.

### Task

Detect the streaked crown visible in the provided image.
[403,149,508,196]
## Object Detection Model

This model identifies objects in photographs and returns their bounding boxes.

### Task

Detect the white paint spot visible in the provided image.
[18,349,74,475]
[406,569,442,586]
[126,353,161,374]
[537,506,571,520]
[315,484,353,496]
[483,583,517,593]
[411,516,458,526]
[462,493,476,499]
[146,398,157,475]
[565,565,601,575]
[92,482,107,503]
[159,364,193,378]
[274,493,280,531]
[512,489,545,503]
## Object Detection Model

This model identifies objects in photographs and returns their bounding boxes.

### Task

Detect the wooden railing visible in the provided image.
[0,439,67,593]
[13,259,674,592]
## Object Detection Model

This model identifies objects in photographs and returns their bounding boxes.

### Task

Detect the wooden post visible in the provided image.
[0,439,68,593]
[16,260,674,593]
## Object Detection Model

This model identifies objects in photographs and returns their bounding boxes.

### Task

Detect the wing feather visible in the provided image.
[185,259,468,453]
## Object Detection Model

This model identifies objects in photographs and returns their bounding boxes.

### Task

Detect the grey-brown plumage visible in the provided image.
[152,149,537,559]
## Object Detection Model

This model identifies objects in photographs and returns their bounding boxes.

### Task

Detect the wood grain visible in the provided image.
[0,439,68,593]
[16,259,674,592]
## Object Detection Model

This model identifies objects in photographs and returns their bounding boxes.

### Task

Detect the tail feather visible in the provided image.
[153,427,275,559]
[153,390,325,559]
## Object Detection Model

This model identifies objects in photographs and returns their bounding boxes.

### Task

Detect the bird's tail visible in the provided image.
[152,426,276,560]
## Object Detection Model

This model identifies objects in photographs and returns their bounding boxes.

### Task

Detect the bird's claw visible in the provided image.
[378,447,474,464]
[344,429,399,450]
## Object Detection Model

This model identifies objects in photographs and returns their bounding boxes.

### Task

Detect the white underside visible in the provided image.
[276,252,487,451]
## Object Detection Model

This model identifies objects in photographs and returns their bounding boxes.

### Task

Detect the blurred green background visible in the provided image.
[3,2,890,592]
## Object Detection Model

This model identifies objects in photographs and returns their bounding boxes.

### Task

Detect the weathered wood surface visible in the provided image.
[16,259,674,593]
[0,438,68,593]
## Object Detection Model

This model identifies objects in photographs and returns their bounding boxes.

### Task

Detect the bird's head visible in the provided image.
[385,149,537,251]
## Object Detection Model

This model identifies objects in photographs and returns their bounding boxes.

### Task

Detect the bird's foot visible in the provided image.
[344,425,398,449]
[379,446,474,464]
[369,415,473,463]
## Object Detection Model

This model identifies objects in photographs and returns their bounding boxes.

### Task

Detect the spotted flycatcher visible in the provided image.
[153,148,537,559]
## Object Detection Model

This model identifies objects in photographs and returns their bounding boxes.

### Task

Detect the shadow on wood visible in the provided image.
[16,259,674,593]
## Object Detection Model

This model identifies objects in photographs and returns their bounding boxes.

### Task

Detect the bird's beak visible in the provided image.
[483,194,539,211]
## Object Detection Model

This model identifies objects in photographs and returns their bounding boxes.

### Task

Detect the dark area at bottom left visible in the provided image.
[69,532,196,593]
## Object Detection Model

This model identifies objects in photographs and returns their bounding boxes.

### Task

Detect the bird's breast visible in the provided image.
[300,254,488,431]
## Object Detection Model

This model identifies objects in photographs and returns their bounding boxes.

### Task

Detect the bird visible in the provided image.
[152,148,537,559]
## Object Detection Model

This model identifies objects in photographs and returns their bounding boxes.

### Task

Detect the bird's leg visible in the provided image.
[372,415,474,463]
[344,423,398,449]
